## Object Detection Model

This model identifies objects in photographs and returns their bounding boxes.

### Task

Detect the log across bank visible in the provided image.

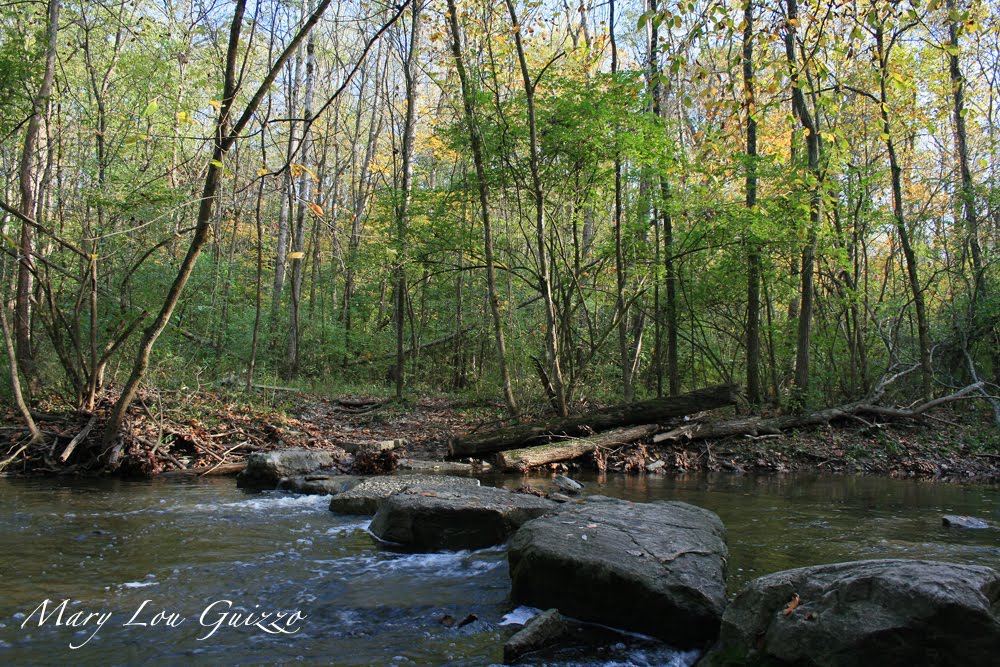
[447,384,739,459]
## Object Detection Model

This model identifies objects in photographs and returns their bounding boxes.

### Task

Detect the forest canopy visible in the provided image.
[1,0,998,446]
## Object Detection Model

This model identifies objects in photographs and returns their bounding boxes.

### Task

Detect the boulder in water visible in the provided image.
[508,496,728,648]
[700,559,1000,666]
[328,474,480,515]
[942,514,990,529]
[236,448,342,488]
[276,475,360,495]
[369,484,558,550]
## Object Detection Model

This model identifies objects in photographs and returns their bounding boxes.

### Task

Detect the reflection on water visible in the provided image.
[1,472,997,665]
[494,471,1000,590]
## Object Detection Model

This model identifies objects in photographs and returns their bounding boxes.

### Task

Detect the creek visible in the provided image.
[1,472,997,666]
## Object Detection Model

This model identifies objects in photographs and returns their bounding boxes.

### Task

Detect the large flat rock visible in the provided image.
[236,448,342,488]
[701,559,1000,667]
[508,496,727,648]
[328,474,480,515]
[369,485,559,550]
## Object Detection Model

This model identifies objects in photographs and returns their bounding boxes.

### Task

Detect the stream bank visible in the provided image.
[2,390,999,482]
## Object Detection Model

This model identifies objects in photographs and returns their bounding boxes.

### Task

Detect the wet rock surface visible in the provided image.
[369,485,558,550]
[503,609,567,664]
[236,448,342,488]
[276,475,361,495]
[508,496,728,648]
[327,474,480,515]
[396,458,487,474]
[701,558,1000,667]
[942,514,990,529]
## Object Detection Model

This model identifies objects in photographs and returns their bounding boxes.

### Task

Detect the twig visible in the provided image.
[199,442,250,476]
[0,441,30,471]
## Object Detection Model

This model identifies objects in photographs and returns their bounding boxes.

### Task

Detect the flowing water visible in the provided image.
[1,472,998,666]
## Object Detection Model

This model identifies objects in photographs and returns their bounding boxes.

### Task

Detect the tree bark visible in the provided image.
[609,0,632,402]
[394,0,423,399]
[448,384,738,458]
[786,0,822,405]
[15,0,60,396]
[286,5,317,377]
[876,23,932,401]
[744,0,762,408]
[497,424,660,471]
[946,0,984,302]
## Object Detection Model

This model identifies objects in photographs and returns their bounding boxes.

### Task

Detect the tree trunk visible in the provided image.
[448,384,738,458]
[497,424,660,472]
[15,0,59,397]
[786,0,822,405]
[609,0,632,402]
[946,0,984,302]
[743,0,762,409]
[271,58,300,327]
[286,9,317,378]
[447,0,518,416]
[394,0,423,399]
[876,24,932,401]
[505,0,567,416]
[0,303,43,444]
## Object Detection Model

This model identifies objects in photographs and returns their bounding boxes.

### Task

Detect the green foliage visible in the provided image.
[0,9,43,134]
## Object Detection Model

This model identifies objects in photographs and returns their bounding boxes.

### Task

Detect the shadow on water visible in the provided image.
[1,471,997,665]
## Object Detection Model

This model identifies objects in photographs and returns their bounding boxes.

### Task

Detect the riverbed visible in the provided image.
[1,472,997,665]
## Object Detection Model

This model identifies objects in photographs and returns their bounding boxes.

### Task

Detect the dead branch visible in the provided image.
[59,414,97,462]
[654,383,987,444]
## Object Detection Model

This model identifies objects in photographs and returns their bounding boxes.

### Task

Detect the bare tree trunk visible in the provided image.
[609,0,632,402]
[272,51,301,328]
[876,24,932,401]
[248,138,267,391]
[449,384,738,458]
[446,0,518,416]
[663,181,679,396]
[785,0,822,405]
[15,0,59,397]
[946,0,984,302]
[744,0,762,408]
[287,6,317,377]
[498,424,660,472]
[393,0,423,399]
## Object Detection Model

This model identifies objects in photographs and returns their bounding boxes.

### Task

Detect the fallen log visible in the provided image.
[497,424,661,472]
[448,384,739,459]
[654,382,986,444]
